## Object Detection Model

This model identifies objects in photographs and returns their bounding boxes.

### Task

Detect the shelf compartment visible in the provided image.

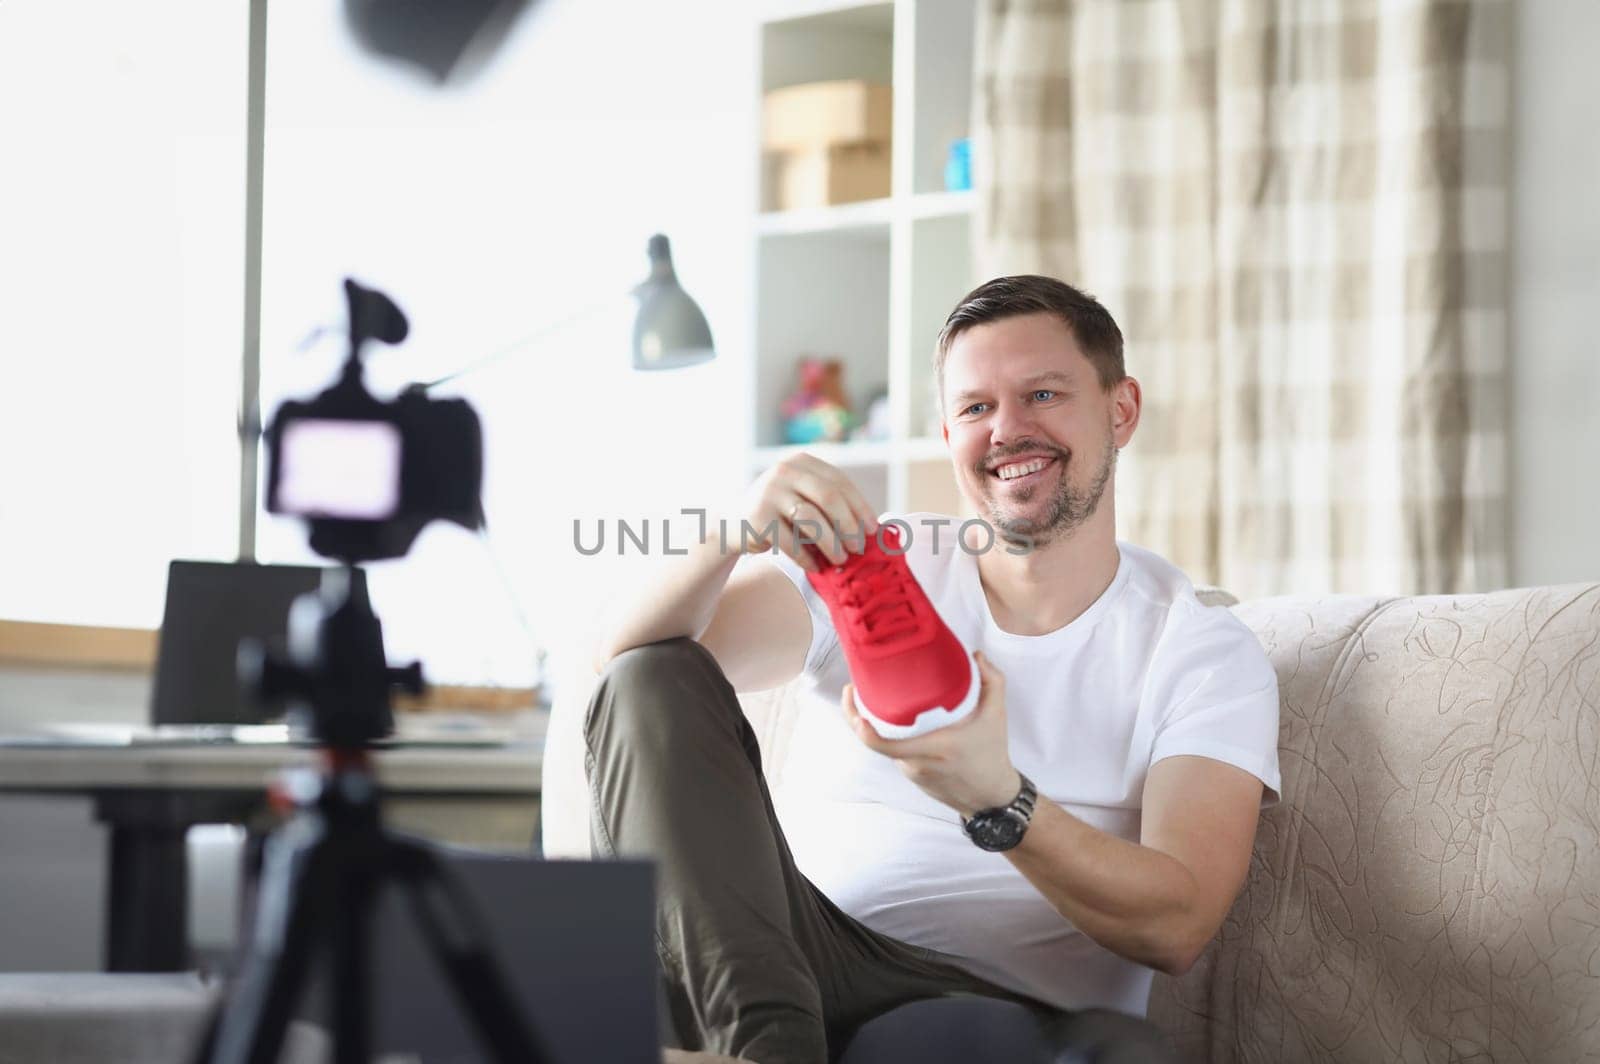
[910,0,977,195]
[908,211,977,439]
[761,3,894,93]
[754,230,890,449]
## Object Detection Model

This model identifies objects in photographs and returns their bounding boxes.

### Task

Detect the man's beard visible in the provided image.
[981,429,1116,548]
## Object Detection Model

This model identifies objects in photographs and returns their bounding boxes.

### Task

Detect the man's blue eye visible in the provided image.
[963,403,988,416]
[1032,390,1055,401]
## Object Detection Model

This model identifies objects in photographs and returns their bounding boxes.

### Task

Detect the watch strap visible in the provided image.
[1010,772,1037,827]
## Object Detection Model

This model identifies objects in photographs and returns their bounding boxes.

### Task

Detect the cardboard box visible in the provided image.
[765,142,891,210]
[762,80,892,152]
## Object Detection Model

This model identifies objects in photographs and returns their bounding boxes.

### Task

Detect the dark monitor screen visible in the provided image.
[150,559,361,726]
[292,853,660,1063]
[370,854,659,1063]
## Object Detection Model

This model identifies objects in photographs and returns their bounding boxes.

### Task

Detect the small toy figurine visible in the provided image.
[781,356,856,444]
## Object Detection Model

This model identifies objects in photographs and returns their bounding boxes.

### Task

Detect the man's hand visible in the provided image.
[839,651,1021,817]
[735,453,878,572]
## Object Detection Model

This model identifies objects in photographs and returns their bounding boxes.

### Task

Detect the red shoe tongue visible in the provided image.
[848,561,920,647]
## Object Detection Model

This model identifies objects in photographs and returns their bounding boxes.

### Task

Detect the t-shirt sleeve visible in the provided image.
[1148,610,1283,809]
[762,550,841,677]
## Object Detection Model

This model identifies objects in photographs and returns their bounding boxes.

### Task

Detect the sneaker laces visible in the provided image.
[840,559,921,647]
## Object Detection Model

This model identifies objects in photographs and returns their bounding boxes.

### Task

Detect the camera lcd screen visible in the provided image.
[275,418,403,520]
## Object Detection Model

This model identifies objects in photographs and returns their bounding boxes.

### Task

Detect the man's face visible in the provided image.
[941,312,1135,547]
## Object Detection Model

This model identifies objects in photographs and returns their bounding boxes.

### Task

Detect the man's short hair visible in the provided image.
[935,276,1126,406]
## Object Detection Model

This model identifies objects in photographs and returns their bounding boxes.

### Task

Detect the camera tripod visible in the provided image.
[196,568,550,1064]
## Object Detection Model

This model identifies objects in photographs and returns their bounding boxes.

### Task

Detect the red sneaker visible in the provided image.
[806,523,979,739]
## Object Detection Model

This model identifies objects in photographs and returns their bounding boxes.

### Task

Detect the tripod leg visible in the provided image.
[330,857,372,1064]
[203,824,330,1064]
[389,839,554,1064]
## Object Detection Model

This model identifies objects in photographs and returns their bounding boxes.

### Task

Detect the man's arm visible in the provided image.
[837,653,1264,976]
[591,529,739,672]
[695,560,816,691]
[1004,755,1261,976]
[590,526,814,691]
[591,454,877,691]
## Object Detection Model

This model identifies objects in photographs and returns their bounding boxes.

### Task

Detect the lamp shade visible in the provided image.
[630,234,715,371]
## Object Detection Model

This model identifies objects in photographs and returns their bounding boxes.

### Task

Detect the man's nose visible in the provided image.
[989,399,1037,446]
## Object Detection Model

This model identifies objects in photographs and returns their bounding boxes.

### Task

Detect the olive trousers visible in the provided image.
[584,638,1178,1064]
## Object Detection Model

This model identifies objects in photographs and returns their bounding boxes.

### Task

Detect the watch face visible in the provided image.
[968,811,1025,852]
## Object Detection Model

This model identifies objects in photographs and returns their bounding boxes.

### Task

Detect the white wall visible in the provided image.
[0,1,247,629]
[248,0,759,688]
[1510,0,1600,588]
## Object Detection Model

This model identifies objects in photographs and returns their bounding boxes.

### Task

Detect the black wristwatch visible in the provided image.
[961,773,1037,852]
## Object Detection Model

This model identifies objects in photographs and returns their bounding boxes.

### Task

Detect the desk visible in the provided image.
[0,739,543,972]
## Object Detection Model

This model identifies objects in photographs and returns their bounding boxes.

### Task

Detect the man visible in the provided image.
[590,276,1282,1064]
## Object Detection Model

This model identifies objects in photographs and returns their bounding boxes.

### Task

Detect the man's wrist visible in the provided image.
[966,769,1024,819]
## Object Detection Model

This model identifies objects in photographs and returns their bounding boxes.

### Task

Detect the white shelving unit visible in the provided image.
[751,0,979,517]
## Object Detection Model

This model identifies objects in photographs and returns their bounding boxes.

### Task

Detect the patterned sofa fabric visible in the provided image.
[1149,585,1600,1063]
[542,583,1600,1062]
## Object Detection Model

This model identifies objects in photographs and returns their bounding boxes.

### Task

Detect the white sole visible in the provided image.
[856,654,981,740]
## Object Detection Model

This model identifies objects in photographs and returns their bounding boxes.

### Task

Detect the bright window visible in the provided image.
[0,1,248,628]
[2,0,755,689]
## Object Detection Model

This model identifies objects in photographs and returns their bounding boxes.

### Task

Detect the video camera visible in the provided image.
[263,278,484,564]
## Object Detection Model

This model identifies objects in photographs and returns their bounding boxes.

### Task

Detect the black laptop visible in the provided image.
[150,560,359,726]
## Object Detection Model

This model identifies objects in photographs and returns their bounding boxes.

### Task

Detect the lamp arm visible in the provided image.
[412,295,623,392]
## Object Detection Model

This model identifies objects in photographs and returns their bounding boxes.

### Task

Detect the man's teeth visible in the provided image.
[996,458,1051,481]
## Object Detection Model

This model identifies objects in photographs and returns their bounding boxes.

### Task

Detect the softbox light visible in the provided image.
[342,0,534,84]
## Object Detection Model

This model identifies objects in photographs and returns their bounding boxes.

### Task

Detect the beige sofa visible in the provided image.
[542,582,1600,1063]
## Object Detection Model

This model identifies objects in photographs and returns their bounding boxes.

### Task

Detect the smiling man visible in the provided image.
[590,275,1282,1064]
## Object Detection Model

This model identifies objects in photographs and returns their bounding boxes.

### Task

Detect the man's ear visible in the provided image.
[941,422,949,443]
[1112,377,1142,447]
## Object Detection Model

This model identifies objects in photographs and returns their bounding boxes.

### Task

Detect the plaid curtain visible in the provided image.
[973,0,1509,597]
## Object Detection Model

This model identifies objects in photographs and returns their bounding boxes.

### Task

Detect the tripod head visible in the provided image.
[240,566,422,748]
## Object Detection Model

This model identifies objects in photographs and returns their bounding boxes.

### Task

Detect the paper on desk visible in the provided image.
[19,723,293,746]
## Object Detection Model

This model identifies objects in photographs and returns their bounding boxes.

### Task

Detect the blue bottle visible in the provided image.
[944,137,972,191]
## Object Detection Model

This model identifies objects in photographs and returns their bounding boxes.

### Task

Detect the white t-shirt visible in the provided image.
[766,513,1281,1017]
